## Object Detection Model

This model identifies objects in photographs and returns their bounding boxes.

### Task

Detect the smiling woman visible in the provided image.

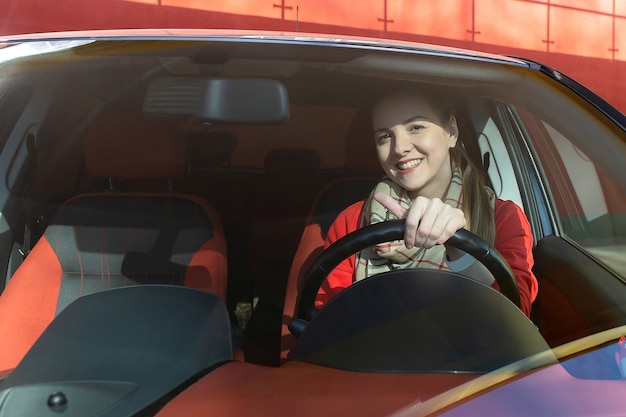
[315,88,538,317]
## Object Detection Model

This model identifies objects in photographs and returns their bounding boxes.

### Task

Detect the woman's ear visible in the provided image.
[447,115,459,147]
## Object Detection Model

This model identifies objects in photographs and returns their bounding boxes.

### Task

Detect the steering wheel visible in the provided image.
[291,219,520,335]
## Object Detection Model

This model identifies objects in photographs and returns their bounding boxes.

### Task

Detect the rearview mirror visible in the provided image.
[143,77,289,124]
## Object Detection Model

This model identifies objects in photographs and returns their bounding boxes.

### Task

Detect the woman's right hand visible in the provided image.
[373,192,466,249]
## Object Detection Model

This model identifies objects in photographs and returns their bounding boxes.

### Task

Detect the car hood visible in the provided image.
[395,326,626,417]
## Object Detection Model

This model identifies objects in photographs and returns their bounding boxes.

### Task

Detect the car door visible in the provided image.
[482,91,626,348]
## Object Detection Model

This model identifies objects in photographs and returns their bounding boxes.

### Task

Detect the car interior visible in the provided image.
[0,39,625,375]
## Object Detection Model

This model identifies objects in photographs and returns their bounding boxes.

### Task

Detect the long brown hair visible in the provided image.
[435,95,496,246]
[450,142,496,245]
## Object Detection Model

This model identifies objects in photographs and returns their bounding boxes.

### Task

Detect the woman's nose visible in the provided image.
[393,131,412,155]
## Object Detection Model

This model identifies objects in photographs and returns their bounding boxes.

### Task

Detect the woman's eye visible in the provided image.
[408,124,425,132]
[376,133,391,144]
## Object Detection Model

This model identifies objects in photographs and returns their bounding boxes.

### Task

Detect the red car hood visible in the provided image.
[399,329,626,417]
[414,359,626,417]
[155,327,626,417]
[155,360,478,417]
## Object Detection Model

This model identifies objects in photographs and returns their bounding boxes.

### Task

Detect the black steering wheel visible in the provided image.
[291,219,520,335]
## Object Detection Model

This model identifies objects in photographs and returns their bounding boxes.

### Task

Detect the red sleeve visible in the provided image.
[493,199,538,317]
[314,199,539,317]
[315,201,365,309]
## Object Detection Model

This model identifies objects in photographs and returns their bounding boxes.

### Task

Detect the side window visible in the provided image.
[467,99,524,209]
[476,116,524,208]
[521,109,626,275]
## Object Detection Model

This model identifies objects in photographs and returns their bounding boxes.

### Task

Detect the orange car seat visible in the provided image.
[280,107,382,362]
[0,110,227,371]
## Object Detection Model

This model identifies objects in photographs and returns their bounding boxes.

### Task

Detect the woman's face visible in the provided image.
[372,93,458,200]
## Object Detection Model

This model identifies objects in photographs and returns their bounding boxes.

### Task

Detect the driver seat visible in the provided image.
[0,110,228,371]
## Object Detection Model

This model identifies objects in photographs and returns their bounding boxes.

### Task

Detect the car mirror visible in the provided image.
[143,76,290,124]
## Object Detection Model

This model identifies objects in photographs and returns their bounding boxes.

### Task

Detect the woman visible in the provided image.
[315,90,538,316]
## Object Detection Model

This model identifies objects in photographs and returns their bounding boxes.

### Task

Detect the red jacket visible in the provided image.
[315,199,538,316]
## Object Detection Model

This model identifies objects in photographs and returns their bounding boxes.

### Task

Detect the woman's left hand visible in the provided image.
[373,191,466,249]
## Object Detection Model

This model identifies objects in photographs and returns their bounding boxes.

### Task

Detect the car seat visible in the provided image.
[279,107,382,363]
[0,110,227,371]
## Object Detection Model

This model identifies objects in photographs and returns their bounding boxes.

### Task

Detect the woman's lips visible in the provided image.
[397,158,422,172]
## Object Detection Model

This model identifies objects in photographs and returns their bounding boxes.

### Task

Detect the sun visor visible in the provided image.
[143,76,290,124]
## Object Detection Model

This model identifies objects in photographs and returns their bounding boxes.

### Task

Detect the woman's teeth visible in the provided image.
[398,159,421,170]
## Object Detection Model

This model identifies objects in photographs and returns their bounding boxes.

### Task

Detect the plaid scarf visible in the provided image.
[354,167,465,281]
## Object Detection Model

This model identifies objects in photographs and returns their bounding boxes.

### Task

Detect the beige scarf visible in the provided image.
[354,167,465,281]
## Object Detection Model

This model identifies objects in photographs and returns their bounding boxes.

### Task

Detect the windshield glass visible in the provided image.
[0,36,625,417]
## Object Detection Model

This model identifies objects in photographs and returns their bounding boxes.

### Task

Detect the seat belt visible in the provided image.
[18,131,44,259]
[19,215,45,259]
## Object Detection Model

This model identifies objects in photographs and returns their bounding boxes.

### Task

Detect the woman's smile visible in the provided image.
[396,158,423,172]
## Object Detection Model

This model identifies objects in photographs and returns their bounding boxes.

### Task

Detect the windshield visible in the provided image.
[0,36,625,417]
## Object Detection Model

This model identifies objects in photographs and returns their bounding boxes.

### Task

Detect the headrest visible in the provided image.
[344,107,383,175]
[264,148,320,178]
[85,110,187,179]
[186,131,238,168]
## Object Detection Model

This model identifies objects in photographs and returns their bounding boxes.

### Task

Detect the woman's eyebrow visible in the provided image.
[374,116,429,133]
[403,115,428,124]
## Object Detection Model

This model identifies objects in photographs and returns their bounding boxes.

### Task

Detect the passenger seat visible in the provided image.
[0,110,228,371]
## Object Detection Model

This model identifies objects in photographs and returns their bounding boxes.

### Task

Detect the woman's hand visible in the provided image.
[373,192,465,249]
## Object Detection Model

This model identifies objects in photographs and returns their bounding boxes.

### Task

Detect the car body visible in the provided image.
[0,29,625,416]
